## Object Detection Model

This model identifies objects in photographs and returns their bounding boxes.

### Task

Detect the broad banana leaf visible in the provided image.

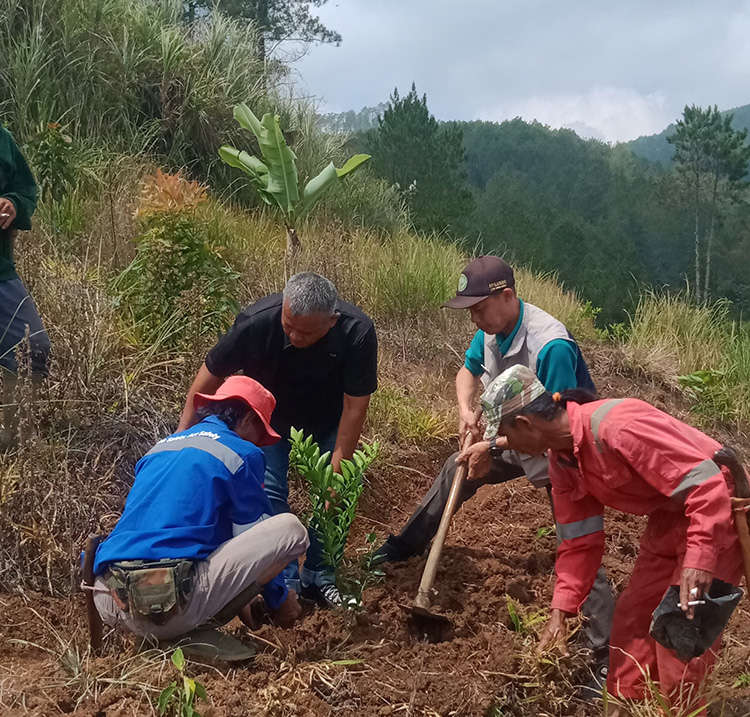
[233,104,263,139]
[302,154,371,215]
[335,154,371,178]
[218,146,274,205]
[257,113,299,216]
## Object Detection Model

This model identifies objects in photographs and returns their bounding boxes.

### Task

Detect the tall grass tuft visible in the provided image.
[0,0,273,186]
[626,290,728,378]
[625,289,750,424]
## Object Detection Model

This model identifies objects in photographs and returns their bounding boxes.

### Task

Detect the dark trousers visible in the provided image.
[397,452,615,654]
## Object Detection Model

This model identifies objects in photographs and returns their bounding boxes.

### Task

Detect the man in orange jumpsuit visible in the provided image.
[459,364,743,714]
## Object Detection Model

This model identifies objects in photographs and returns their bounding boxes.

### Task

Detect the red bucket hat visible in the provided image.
[194,376,281,446]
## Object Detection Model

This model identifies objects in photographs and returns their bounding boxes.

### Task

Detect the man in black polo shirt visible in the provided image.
[178,272,378,608]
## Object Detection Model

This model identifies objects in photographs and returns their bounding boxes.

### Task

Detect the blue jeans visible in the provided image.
[262,429,337,592]
[0,278,50,375]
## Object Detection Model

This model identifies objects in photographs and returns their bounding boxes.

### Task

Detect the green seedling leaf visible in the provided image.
[157,684,177,714]
[172,647,185,670]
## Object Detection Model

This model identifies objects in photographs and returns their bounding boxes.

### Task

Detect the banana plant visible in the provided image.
[219,105,371,254]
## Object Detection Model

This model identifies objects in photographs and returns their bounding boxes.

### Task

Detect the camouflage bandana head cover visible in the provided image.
[481,364,547,440]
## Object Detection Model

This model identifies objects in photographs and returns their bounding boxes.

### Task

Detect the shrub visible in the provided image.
[288,428,378,603]
[112,171,239,349]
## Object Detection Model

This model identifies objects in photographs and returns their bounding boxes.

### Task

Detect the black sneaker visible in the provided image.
[301,582,343,609]
[577,661,609,701]
[369,535,419,566]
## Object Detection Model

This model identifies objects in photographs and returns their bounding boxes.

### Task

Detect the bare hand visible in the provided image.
[271,589,302,628]
[458,407,481,443]
[457,441,492,480]
[0,198,16,230]
[536,609,570,656]
[679,567,713,620]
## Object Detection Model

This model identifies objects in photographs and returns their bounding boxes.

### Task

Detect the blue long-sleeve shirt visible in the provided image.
[94,415,288,609]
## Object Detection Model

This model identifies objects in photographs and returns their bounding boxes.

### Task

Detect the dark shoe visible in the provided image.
[300,582,343,609]
[577,661,608,701]
[149,628,257,663]
[369,535,419,566]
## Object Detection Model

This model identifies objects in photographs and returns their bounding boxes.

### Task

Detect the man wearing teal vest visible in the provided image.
[373,255,613,695]
[0,121,48,449]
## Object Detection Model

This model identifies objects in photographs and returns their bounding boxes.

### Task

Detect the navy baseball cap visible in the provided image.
[443,256,515,309]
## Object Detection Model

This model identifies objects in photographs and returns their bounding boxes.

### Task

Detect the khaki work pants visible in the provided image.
[94,513,309,640]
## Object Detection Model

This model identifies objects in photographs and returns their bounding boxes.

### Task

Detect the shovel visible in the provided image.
[714,446,750,596]
[401,433,474,641]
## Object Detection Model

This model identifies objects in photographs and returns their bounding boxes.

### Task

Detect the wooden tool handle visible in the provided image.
[715,447,750,596]
[414,433,475,610]
[83,534,104,654]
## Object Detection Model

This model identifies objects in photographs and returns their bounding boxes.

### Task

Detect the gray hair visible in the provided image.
[283,272,338,316]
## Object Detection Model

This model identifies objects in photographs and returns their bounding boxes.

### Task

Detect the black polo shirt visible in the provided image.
[205,293,378,438]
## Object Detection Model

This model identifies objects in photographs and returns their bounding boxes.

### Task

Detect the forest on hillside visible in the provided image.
[347,90,750,325]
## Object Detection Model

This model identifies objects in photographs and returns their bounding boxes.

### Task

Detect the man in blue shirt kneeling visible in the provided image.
[92,376,308,657]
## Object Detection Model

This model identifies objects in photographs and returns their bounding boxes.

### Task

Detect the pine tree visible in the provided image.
[366,84,474,236]
[668,105,750,301]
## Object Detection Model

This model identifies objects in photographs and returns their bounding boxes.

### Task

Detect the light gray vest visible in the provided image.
[481,302,575,388]
[482,302,575,488]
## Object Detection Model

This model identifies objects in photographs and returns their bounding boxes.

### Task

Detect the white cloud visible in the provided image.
[296,0,750,142]
[481,87,670,142]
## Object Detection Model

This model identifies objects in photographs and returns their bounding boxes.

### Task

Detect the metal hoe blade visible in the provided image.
[397,602,454,643]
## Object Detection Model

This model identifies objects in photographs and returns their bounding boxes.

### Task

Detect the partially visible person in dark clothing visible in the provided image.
[0,121,48,449]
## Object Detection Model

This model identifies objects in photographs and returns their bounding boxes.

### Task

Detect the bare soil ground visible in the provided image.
[1,344,750,716]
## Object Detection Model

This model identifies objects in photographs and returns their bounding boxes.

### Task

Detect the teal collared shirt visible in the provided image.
[464,300,579,393]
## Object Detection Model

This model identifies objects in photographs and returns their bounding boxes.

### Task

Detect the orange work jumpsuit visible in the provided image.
[548,398,742,705]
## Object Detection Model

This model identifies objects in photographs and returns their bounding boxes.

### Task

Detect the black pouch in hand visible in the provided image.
[649,579,743,662]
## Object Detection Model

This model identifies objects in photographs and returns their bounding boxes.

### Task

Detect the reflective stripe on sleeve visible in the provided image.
[557,514,604,541]
[590,399,625,453]
[669,459,721,501]
[146,435,245,474]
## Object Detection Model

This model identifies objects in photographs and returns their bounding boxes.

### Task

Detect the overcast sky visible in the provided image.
[294,0,750,142]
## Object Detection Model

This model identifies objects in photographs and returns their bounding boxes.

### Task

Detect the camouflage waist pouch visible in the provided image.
[107,559,196,625]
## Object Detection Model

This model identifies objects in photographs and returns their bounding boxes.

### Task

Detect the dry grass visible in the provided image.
[0,169,597,596]
[623,290,750,425]
[624,291,728,382]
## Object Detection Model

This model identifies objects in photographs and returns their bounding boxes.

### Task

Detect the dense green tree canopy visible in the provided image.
[361,97,750,325]
[365,84,474,236]
[667,104,750,301]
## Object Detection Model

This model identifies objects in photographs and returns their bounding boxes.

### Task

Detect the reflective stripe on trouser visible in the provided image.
[262,429,337,591]
[399,452,615,652]
[607,508,742,705]
[557,514,604,541]
[93,513,309,640]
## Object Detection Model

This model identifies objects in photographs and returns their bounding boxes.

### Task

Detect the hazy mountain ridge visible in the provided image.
[627,103,750,165]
